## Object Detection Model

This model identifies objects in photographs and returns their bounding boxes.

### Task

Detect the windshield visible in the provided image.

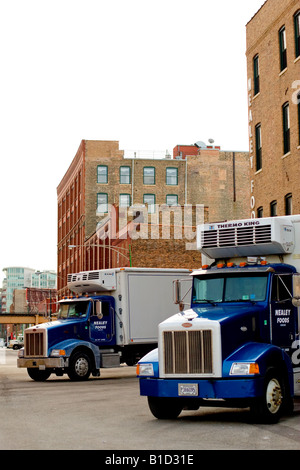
[192,273,268,304]
[58,301,90,319]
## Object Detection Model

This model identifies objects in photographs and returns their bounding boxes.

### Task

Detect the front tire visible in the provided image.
[67,352,91,381]
[27,368,51,382]
[250,369,285,424]
[148,396,183,419]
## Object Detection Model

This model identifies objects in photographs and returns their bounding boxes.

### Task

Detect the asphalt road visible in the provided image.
[0,349,299,451]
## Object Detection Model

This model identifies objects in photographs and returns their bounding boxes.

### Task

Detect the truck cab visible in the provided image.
[17,295,114,382]
[137,216,300,423]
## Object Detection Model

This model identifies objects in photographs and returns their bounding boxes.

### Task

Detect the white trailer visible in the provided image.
[67,267,193,350]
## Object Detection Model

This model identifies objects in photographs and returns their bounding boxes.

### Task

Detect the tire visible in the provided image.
[67,352,91,381]
[250,369,285,424]
[27,368,51,382]
[148,396,183,420]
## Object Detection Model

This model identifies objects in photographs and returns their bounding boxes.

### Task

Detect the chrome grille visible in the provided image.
[163,330,213,375]
[25,330,46,357]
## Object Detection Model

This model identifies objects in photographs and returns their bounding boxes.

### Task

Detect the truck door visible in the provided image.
[270,274,297,356]
[89,298,116,345]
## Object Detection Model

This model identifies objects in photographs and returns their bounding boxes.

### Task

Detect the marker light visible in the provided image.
[230,362,260,375]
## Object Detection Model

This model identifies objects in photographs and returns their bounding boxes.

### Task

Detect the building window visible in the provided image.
[255,124,262,171]
[285,193,292,215]
[143,194,155,213]
[294,10,300,58]
[97,193,108,213]
[119,194,131,207]
[166,195,178,206]
[282,102,290,155]
[120,166,131,184]
[166,167,178,185]
[143,167,155,185]
[279,26,287,71]
[97,165,108,184]
[270,200,277,217]
[257,207,263,218]
[253,54,260,95]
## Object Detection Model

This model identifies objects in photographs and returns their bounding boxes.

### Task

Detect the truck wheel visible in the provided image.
[27,368,51,382]
[148,396,183,419]
[68,352,91,381]
[13,344,19,350]
[250,369,285,424]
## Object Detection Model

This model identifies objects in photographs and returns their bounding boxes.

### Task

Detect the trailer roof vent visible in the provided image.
[197,217,295,259]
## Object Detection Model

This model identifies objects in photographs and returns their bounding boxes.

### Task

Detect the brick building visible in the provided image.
[246,0,300,217]
[57,140,249,296]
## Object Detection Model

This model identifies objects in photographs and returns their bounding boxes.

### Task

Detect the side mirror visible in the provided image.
[95,301,103,319]
[173,280,181,305]
[292,273,300,307]
[173,280,185,311]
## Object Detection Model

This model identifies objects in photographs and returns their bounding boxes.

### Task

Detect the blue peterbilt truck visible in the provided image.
[17,268,191,381]
[137,216,300,423]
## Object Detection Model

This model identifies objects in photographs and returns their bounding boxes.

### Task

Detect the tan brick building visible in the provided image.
[246,0,300,217]
[57,140,249,296]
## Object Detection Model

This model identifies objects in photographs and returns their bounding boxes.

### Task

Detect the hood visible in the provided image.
[164,303,266,361]
[27,318,88,350]
[190,303,264,324]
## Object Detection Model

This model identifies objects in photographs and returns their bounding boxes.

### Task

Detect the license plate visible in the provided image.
[178,384,198,397]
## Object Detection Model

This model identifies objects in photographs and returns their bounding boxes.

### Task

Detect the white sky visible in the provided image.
[0,0,266,284]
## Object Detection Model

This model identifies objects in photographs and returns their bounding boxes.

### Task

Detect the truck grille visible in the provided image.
[163,330,213,375]
[25,330,46,357]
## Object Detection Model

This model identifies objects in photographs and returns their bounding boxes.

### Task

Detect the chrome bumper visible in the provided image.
[17,357,66,369]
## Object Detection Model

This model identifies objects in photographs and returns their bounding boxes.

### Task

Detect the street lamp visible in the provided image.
[68,243,132,267]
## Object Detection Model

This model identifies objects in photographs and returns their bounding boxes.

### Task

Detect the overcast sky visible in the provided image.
[0,0,266,283]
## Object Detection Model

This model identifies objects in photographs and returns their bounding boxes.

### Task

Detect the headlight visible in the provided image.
[18,348,24,358]
[50,349,66,357]
[136,363,154,377]
[230,362,260,375]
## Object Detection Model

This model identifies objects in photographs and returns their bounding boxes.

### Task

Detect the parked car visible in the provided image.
[8,336,24,350]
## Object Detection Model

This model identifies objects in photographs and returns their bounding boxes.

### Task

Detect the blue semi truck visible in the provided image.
[17,268,191,381]
[137,216,300,423]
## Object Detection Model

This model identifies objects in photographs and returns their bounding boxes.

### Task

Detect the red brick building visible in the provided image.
[246,0,300,217]
[57,140,249,297]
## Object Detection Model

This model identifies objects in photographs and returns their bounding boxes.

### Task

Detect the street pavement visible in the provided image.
[0,349,299,451]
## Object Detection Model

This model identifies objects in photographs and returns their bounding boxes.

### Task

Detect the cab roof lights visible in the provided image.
[201,257,268,270]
